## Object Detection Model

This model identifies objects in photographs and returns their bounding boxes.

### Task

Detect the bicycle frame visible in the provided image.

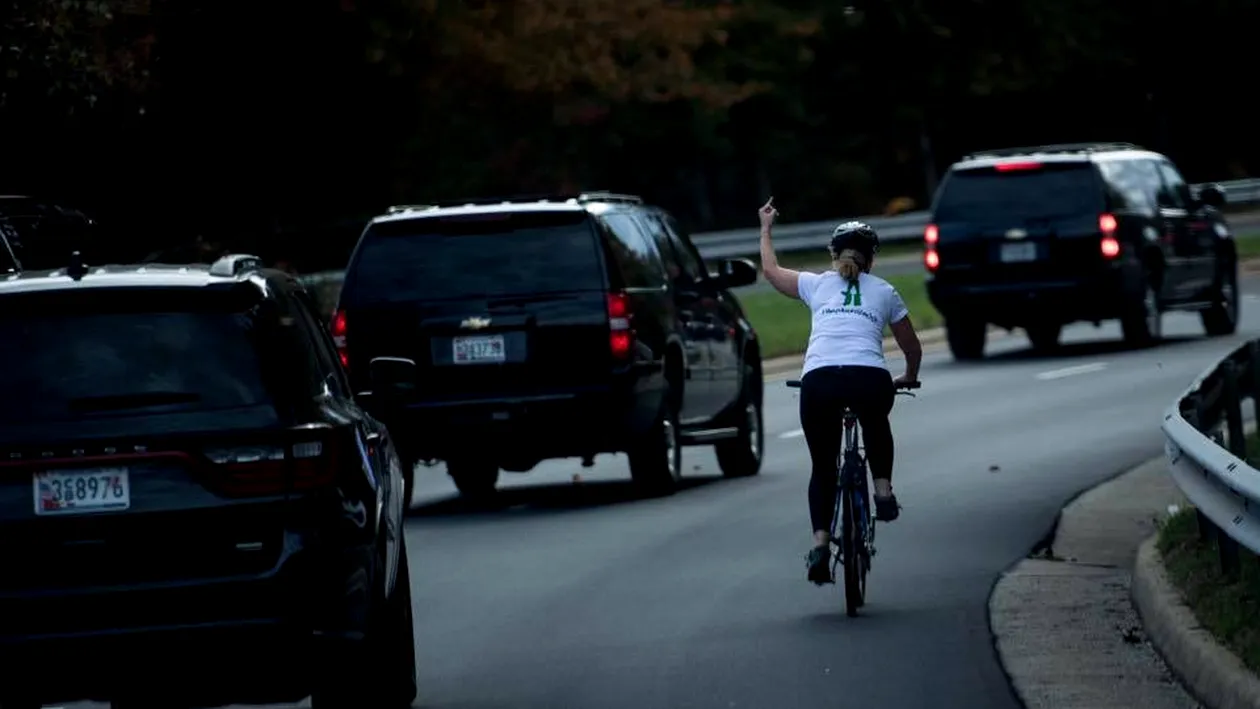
[786,377,919,615]
[833,411,870,570]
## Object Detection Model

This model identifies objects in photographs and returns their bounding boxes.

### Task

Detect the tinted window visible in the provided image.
[601,212,666,288]
[933,163,1105,224]
[639,213,703,284]
[0,233,16,272]
[344,211,605,304]
[1156,161,1193,209]
[658,214,708,280]
[1096,159,1158,215]
[0,308,282,426]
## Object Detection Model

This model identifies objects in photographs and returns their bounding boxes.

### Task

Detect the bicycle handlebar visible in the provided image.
[785,379,921,392]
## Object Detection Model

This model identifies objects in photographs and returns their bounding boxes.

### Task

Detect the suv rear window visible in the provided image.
[933,163,1105,224]
[344,211,606,304]
[0,297,286,426]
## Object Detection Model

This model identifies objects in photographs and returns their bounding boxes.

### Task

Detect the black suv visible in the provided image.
[0,254,416,708]
[332,192,764,498]
[923,142,1237,359]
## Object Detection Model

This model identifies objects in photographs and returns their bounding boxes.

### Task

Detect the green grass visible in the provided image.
[1236,232,1260,260]
[738,274,941,360]
[1157,507,1260,673]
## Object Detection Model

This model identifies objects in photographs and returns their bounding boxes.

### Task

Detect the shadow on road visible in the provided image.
[408,477,724,518]
[983,334,1200,363]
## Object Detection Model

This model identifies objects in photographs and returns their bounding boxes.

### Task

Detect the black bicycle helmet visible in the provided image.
[828,220,880,261]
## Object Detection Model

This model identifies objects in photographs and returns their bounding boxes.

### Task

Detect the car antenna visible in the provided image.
[67,250,88,281]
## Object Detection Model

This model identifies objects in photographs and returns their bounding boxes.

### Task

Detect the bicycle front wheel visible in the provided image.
[840,486,867,617]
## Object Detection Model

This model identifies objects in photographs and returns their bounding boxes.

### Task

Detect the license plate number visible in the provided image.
[1000,242,1037,263]
[34,468,131,516]
[452,335,506,364]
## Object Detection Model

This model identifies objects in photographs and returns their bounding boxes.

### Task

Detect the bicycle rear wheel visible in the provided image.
[839,480,867,617]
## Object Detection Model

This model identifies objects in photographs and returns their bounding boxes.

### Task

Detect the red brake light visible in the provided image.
[924,224,939,245]
[924,249,940,272]
[1101,237,1121,259]
[1099,213,1118,235]
[995,161,1042,172]
[330,310,349,368]
[205,432,345,497]
[607,292,634,359]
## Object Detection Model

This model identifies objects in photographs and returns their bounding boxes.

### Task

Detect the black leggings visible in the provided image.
[798,365,895,534]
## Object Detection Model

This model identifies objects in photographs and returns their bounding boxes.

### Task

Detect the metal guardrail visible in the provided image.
[296,177,1260,318]
[1162,338,1260,576]
[691,178,1260,259]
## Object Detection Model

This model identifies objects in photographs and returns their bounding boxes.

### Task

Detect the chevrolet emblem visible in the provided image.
[1005,228,1028,240]
[460,316,492,330]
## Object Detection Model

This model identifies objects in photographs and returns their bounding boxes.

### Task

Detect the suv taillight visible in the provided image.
[330,309,349,368]
[203,432,345,497]
[1099,213,1120,259]
[924,223,940,272]
[607,292,634,359]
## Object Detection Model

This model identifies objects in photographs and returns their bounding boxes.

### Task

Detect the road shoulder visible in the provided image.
[988,457,1202,709]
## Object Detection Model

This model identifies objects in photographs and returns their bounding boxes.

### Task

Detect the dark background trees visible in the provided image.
[3,0,1257,267]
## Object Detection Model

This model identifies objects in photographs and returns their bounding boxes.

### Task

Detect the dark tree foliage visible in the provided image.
[2,0,1257,265]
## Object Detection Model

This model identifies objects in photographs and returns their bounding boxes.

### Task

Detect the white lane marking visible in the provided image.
[1035,362,1108,381]
[779,428,805,439]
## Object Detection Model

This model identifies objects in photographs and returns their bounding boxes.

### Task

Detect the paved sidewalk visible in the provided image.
[989,457,1202,709]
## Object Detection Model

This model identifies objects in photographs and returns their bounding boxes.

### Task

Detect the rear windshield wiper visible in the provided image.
[68,391,202,413]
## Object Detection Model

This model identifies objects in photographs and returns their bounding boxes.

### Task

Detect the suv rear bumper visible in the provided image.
[374,377,664,465]
[0,532,374,703]
[927,262,1143,326]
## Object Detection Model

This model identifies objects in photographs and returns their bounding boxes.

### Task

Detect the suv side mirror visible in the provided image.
[713,258,758,288]
[1197,183,1226,209]
[369,357,417,400]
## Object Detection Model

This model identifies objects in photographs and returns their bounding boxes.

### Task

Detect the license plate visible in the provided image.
[1000,242,1037,263]
[33,468,131,516]
[452,335,506,364]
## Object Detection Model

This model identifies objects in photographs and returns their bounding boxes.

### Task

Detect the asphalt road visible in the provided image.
[57,281,1260,709]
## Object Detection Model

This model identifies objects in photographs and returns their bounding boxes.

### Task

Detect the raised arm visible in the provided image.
[758,199,801,299]
[889,316,922,383]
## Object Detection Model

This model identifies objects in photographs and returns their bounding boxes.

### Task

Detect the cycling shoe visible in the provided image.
[805,545,833,585]
[874,494,900,522]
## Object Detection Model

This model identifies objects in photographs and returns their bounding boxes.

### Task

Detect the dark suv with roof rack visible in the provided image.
[332,191,765,498]
[0,253,416,708]
[922,142,1237,359]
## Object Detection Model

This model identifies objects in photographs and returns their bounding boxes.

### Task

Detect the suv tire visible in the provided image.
[946,317,986,361]
[628,386,682,495]
[311,539,418,709]
[1121,279,1162,346]
[447,459,499,500]
[716,363,763,478]
[1201,262,1239,336]
[1025,323,1062,352]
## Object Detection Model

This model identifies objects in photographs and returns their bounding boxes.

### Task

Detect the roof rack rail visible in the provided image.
[962,142,1144,161]
[576,191,643,205]
[209,253,265,277]
[387,193,578,212]
[384,190,644,213]
[386,204,438,214]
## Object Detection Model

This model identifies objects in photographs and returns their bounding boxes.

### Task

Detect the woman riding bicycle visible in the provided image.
[757,198,923,585]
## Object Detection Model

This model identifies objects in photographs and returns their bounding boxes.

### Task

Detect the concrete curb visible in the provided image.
[988,456,1200,709]
[1132,536,1260,709]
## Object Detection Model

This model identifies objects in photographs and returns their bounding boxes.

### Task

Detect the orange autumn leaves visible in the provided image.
[401,1,818,116]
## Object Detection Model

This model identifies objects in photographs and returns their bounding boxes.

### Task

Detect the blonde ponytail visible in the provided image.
[834,248,866,282]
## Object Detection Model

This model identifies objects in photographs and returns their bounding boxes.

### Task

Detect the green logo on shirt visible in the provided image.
[842,282,862,307]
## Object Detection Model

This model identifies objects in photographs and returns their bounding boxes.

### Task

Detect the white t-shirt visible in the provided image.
[797,271,909,375]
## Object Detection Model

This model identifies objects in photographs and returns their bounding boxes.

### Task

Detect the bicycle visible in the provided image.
[785,378,920,617]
